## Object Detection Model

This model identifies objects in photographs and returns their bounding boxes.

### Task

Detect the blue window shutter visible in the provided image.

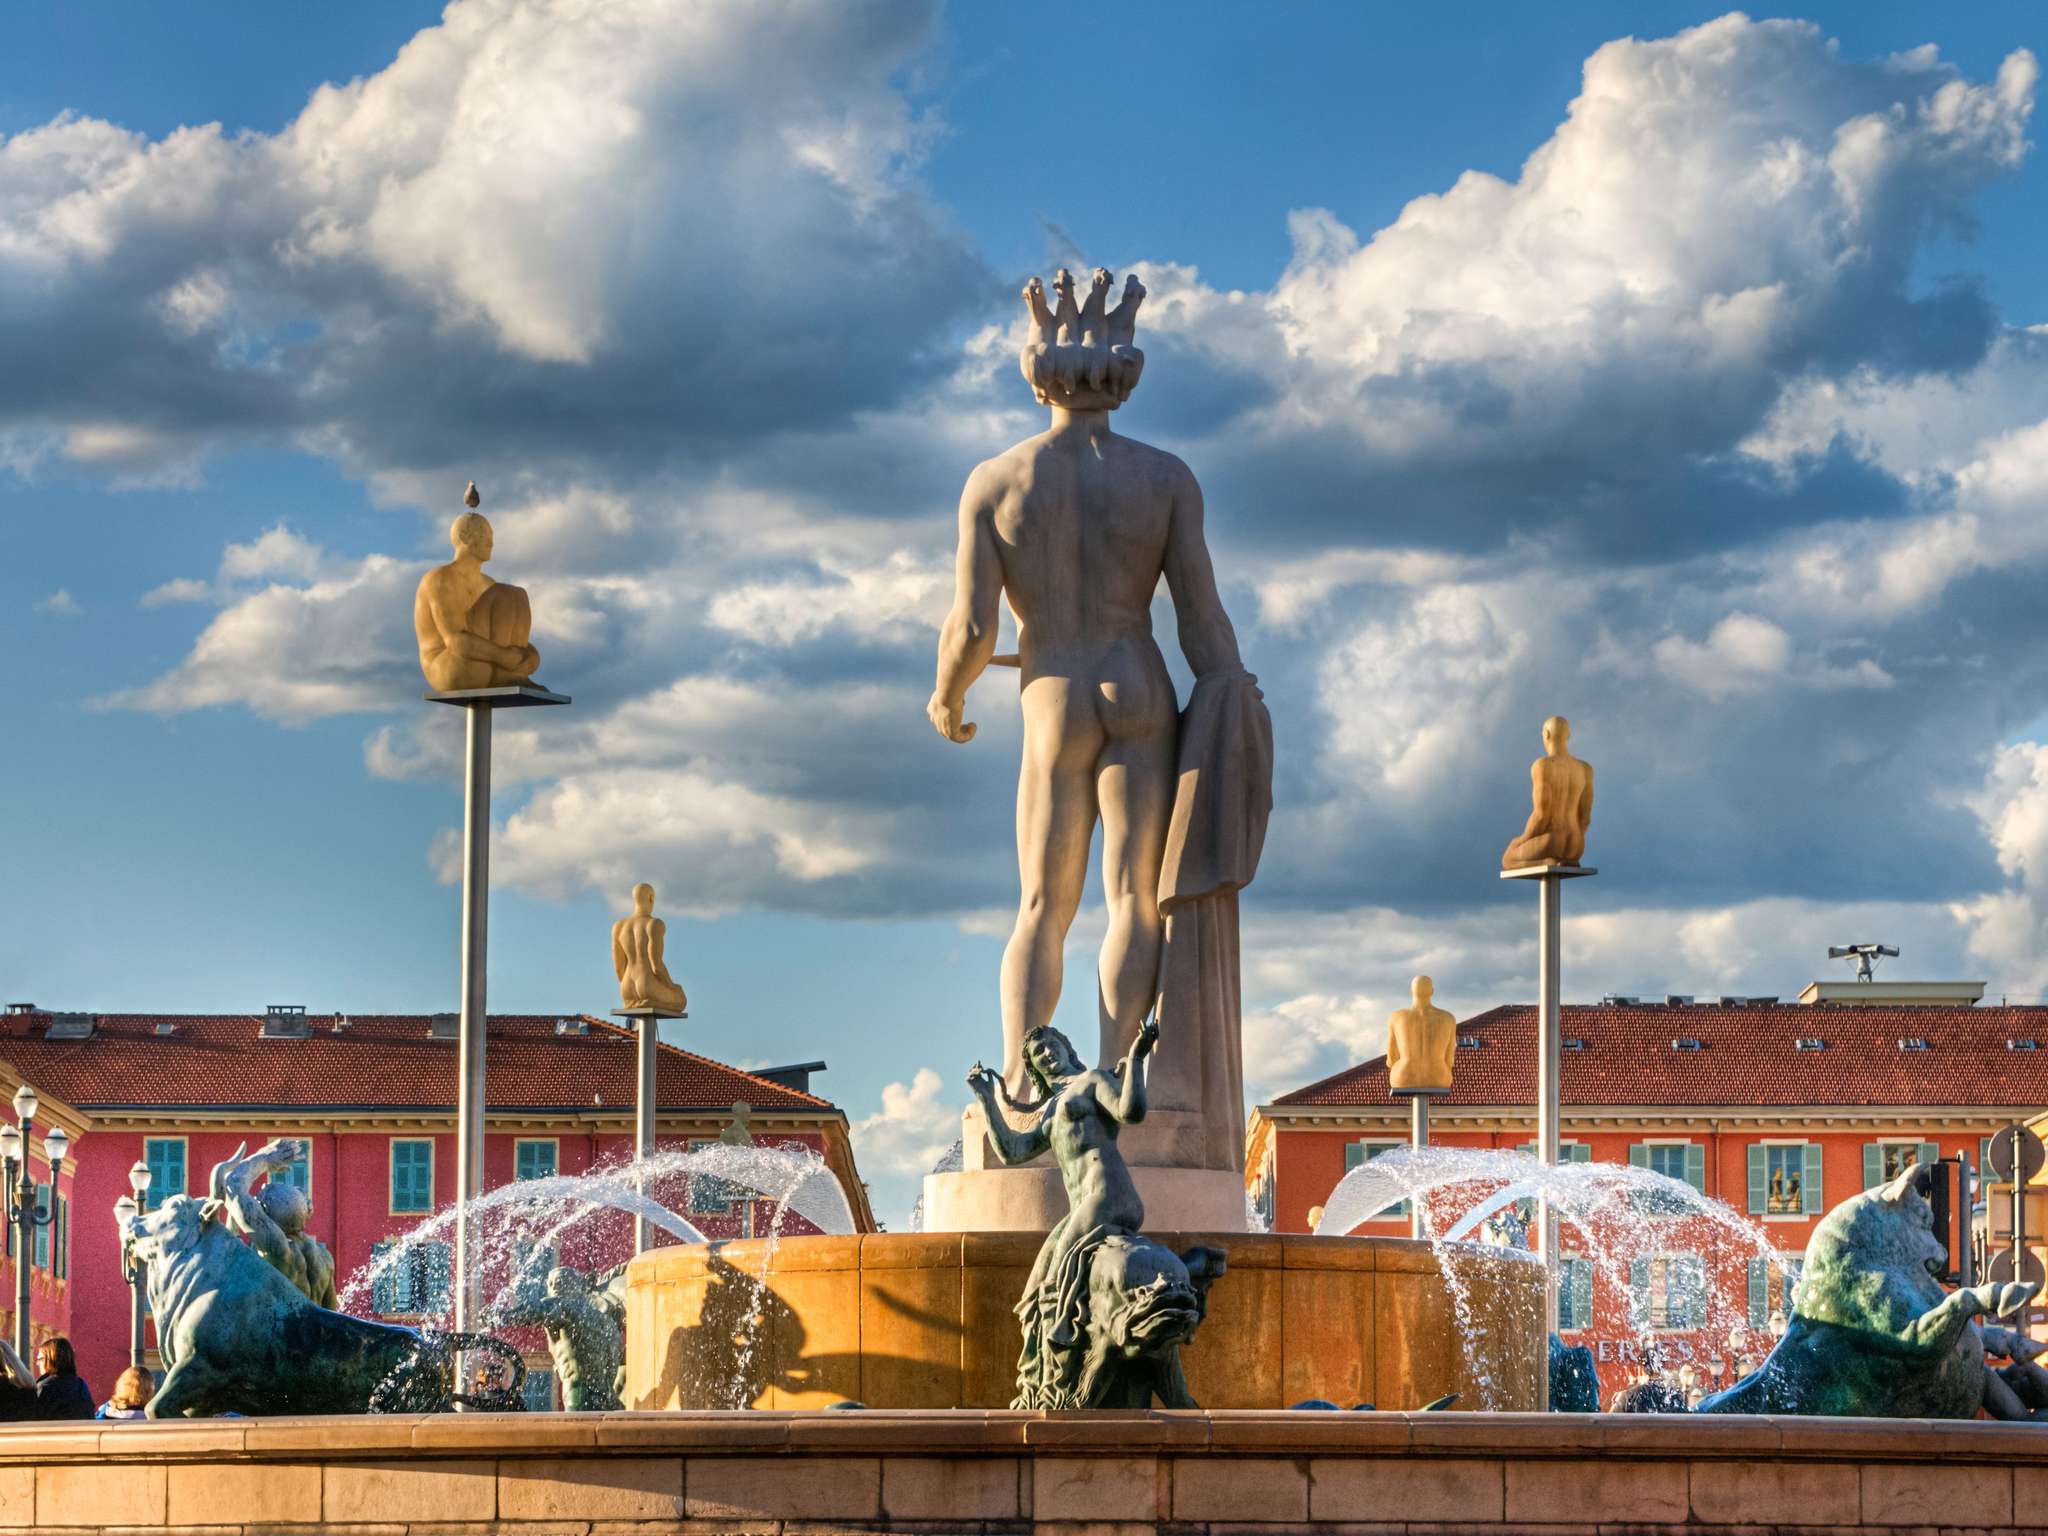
[1684,1143,1705,1194]
[1801,1144,1824,1214]
[427,1242,452,1313]
[1746,1146,1767,1213]
[144,1139,186,1210]
[1747,1257,1767,1327]
[1862,1143,1882,1189]
[370,1241,395,1314]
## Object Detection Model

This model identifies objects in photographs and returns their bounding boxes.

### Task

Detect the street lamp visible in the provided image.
[0,1085,68,1362]
[114,1159,152,1369]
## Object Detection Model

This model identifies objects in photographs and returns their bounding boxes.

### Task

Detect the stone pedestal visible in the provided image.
[919,1104,1248,1234]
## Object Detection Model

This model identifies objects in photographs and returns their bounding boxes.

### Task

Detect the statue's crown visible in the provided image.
[1018,266,1145,409]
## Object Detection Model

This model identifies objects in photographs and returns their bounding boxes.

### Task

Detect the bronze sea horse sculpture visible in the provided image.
[966,1017,1226,1409]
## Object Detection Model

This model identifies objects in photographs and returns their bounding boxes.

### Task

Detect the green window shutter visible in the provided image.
[1684,1143,1705,1194]
[1747,1257,1767,1327]
[1917,1142,1939,1174]
[1863,1143,1883,1188]
[1343,1142,1367,1171]
[1746,1145,1767,1213]
[1571,1260,1592,1328]
[1568,1143,1592,1164]
[32,1184,49,1269]
[392,1141,433,1212]
[1801,1144,1823,1214]
[1685,1257,1707,1327]
[1629,1257,1649,1325]
[1517,1141,1535,1157]
[144,1139,186,1210]
[1627,1143,1649,1169]
[516,1142,557,1181]
[54,1195,66,1280]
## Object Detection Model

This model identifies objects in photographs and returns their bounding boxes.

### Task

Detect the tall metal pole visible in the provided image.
[635,1015,659,1254]
[1503,860,1593,1414]
[1409,1095,1431,1240]
[130,1267,146,1369]
[13,1153,31,1362]
[454,703,492,1334]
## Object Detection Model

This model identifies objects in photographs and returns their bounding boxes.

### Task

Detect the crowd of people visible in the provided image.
[0,1337,154,1421]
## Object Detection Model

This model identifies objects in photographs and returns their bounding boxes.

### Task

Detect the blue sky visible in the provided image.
[4,2,2046,1223]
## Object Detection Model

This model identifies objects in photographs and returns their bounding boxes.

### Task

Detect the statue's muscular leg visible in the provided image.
[1095,673,1175,1066]
[1000,676,1104,1095]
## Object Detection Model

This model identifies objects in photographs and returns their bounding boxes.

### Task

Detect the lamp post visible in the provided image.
[0,1085,69,1362]
[113,1159,152,1369]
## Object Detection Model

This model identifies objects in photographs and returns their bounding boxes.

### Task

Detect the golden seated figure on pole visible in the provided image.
[413,483,544,693]
[1386,975,1457,1095]
[1502,714,1593,869]
[613,882,687,1016]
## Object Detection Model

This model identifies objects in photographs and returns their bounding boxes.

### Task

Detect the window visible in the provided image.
[1864,1141,1938,1188]
[271,1138,312,1195]
[1746,1254,1803,1328]
[369,1238,451,1315]
[688,1139,738,1216]
[1748,1143,1821,1216]
[32,1184,49,1270]
[144,1138,186,1210]
[1557,1257,1594,1331]
[1343,1139,1408,1217]
[1630,1254,1706,1330]
[391,1140,434,1213]
[514,1140,558,1182]
[1629,1141,1705,1211]
[521,1366,556,1412]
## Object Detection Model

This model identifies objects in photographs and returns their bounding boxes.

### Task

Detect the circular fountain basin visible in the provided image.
[623,1230,1543,1411]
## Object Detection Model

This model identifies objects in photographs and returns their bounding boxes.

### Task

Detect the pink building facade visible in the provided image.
[0,1008,873,1403]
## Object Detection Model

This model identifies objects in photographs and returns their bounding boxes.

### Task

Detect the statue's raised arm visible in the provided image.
[964,1060,1052,1166]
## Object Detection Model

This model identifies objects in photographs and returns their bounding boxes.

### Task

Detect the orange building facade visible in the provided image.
[1247,993,2048,1402]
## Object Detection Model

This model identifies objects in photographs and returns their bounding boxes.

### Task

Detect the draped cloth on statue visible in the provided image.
[1150,668,1273,1172]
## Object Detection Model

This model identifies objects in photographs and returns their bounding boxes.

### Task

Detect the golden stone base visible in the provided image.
[622,1230,1543,1412]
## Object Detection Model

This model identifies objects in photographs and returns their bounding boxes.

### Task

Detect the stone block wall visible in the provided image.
[0,1410,2043,1534]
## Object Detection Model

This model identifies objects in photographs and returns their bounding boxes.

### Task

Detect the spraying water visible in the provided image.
[339,1142,855,1327]
[1316,1146,1786,1408]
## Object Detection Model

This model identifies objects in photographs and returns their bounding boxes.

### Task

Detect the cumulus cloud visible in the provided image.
[1953,744,2048,998]
[0,0,984,487]
[32,588,79,616]
[849,1068,962,1225]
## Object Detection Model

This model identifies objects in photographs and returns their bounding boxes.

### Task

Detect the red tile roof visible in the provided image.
[0,1012,834,1114]
[1270,1003,2048,1109]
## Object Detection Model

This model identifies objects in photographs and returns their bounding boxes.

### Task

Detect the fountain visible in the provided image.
[14,267,2047,1536]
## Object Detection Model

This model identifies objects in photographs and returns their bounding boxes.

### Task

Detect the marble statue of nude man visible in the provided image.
[1502,715,1594,868]
[412,484,543,692]
[929,268,1247,1093]
[613,882,687,1014]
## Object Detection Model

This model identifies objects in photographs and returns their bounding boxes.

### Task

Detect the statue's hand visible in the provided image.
[1975,1281,2040,1318]
[965,1061,998,1096]
[927,692,976,744]
[249,1137,298,1171]
[1133,1015,1160,1059]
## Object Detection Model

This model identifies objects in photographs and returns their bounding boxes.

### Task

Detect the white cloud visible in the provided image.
[850,1067,962,1228]
[100,552,422,723]
[1954,743,2048,998]
[32,588,79,616]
